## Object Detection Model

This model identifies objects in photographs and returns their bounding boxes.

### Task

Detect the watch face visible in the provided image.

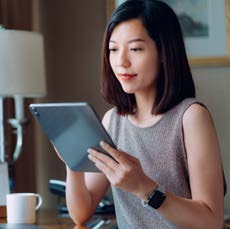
[148,190,166,209]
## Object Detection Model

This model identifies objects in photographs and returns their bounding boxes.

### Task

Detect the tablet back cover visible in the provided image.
[29,102,115,172]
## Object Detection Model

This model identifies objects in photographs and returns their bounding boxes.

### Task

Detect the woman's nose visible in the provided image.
[116,51,130,67]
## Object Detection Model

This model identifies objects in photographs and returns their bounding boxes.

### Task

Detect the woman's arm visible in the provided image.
[88,104,224,229]
[62,109,113,225]
[155,104,224,228]
[65,169,109,224]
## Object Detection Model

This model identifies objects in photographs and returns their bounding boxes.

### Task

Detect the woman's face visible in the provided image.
[109,18,161,95]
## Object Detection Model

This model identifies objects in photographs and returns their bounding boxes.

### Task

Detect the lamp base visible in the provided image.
[0,205,6,218]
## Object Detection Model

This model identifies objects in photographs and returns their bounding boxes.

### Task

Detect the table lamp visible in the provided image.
[0,29,46,213]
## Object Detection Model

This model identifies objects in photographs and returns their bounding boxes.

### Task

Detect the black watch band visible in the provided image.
[142,184,166,209]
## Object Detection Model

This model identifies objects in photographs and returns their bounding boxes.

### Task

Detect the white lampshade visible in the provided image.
[0,29,46,97]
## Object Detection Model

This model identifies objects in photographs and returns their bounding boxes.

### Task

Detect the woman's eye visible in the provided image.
[130,48,143,52]
[109,48,117,52]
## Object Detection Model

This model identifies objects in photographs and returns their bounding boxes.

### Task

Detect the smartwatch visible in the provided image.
[142,184,166,209]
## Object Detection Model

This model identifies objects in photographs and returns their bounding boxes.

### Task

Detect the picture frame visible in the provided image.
[106,0,230,66]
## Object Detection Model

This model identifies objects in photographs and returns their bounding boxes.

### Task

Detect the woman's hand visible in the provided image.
[87,141,156,200]
[52,143,66,163]
[52,144,79,174]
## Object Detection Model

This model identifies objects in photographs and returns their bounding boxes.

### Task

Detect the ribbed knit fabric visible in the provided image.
[108,98,204,229]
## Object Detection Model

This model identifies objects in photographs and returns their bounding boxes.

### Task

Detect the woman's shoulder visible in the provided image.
[179,98,208,118]
[173,98,207,117]
[171,98,211,129]
[102,107,116,130]
[183,102,210,124]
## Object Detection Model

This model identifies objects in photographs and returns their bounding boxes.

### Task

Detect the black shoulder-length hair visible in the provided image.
[101,0,195,115]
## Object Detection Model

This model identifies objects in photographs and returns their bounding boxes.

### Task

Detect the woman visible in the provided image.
[62,1,226,228]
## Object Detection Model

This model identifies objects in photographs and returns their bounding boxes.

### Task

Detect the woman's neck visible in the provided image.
[128,91,162,127]
[134,90,156,117]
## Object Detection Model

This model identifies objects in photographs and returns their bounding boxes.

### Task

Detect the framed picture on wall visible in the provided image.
[106,0,230,66]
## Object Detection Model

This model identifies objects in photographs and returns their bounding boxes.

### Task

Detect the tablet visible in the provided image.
[29,102,116,172]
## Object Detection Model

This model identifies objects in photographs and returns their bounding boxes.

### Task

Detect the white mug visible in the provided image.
[6,193,43,224]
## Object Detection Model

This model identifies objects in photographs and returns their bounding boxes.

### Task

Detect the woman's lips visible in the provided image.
[119,73,137,80]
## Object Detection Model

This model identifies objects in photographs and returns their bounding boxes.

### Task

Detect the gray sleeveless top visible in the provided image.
[108,98,204,229]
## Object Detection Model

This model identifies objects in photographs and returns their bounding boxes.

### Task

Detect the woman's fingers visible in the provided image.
[99,141,127,164]
[88,142,149,195]
[88,148,117,167]
[88,149,116,176]
[100,141,139,164]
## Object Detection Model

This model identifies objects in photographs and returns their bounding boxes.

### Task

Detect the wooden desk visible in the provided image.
[37,210,76,229]
[1,210,230,228]
[0,209,116,229]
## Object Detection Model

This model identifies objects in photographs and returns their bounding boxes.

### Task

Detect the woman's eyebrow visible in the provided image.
[109,38,145,44]
[128,38,145,43]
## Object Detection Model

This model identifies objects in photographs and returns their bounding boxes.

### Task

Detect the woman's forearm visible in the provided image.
[134,175,223,229]
[65,167,94,224]
[158,191,224,229]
